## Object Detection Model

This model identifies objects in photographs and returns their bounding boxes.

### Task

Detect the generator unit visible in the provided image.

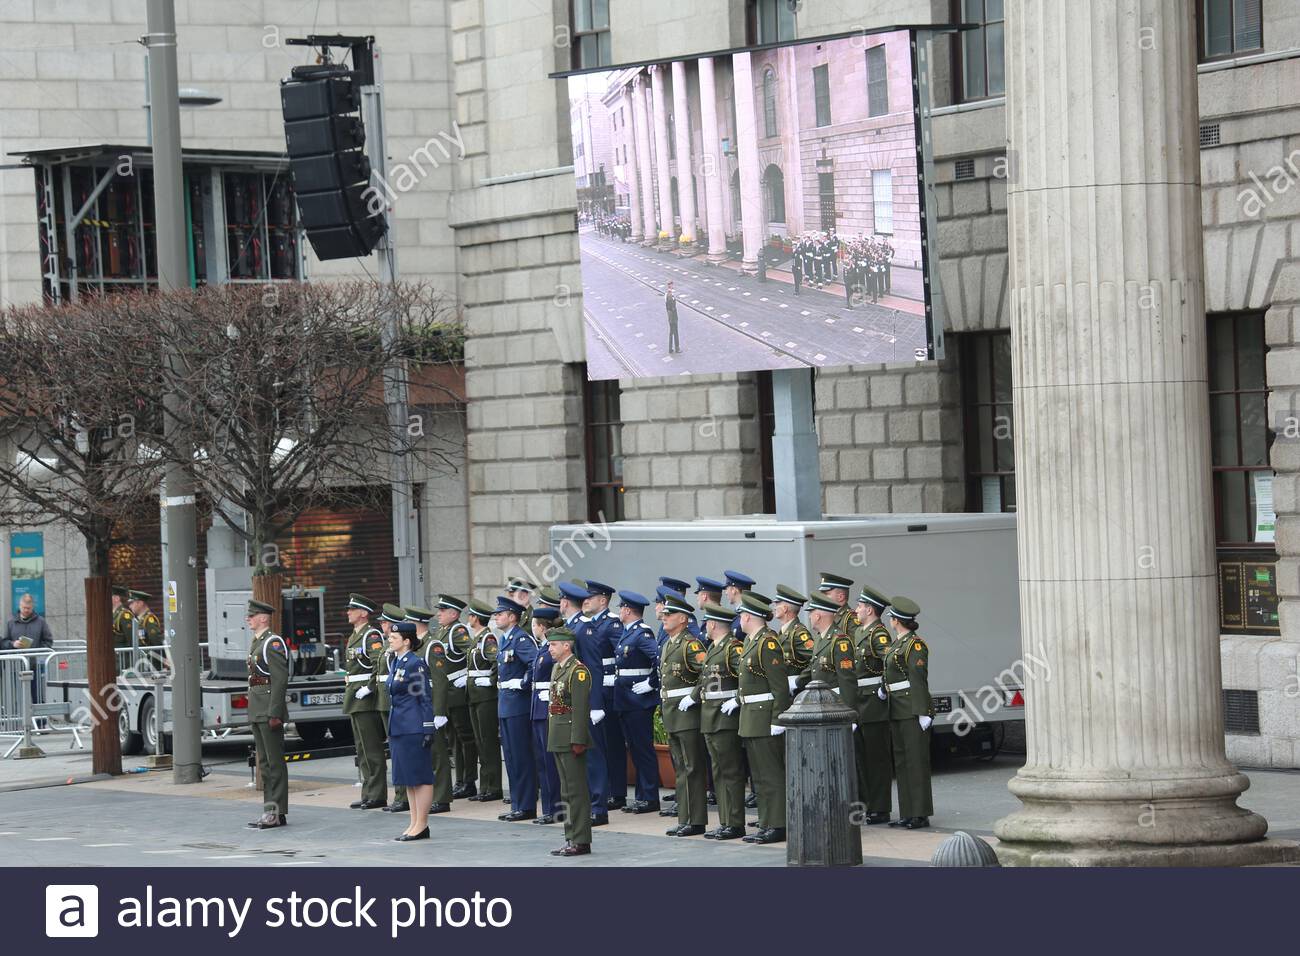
[206,566,328,679]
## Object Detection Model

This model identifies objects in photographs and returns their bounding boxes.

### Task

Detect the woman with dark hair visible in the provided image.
[386,620,436,841]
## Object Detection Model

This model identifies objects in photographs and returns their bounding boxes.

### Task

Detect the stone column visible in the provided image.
[630,73,657,246]
[649,64,676,245]
[777,45,805,237]
[993,0,1298,867]
[730,51,763,274]
[622,85,644,243]
[697,56,727,262]
[670,60,697,246]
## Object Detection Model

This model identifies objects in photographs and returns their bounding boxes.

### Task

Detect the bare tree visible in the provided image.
[0,296,166,775]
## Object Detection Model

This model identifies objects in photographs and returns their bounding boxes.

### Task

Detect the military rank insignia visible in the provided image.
[576,670,586,682]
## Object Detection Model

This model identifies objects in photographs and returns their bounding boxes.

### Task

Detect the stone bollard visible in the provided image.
[932,831,1001,867]
[16,670,46,759]
[780,678,861,867]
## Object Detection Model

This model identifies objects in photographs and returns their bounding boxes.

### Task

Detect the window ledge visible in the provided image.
[928,96,1005,118]
[1198,47,1300,73]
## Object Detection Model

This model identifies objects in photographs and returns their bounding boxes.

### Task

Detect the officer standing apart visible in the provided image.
[495,595,540,821]
[882,596,933,829]
[407,605,454,814]
[526,606,564,825]
[245,599,289,830]
[658,592,708,837]
[665,281,681,354]
[464,598,503,802]
[853,586,894,824]
[111,585,134,648]
[612,591,661,813]
[385,620,436,841]
[342,594,388,810]
[695,601,746,840]
[545,627,594,857]
[736,593,790,844]
[438,595,479,800]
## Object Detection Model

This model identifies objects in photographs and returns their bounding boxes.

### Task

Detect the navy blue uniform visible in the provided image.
[613,618,661,802]
[497,624,540,814]
[525,642,562,817]
[567,612,609,814]
[386,651,436,786]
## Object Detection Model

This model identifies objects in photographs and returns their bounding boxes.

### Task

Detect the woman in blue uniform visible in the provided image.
[386,620,436,842]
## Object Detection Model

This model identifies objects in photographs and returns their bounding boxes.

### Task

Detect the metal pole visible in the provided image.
[360,44,421,604]
[144,0,202,784]
[770,368,822,520]
[16,670,45,759]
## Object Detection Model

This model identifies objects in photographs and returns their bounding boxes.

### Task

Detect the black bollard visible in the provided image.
[780,678,862,867]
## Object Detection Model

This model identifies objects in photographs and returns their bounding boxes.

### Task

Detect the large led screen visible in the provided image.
[566,30,935,381]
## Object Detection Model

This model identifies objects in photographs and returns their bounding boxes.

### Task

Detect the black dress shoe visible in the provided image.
[590,814,609,827]
[745,793,758,809]
[658,804,678,817]
[903,816,930,830]
[629,800,661,814]
[383,801,409,813]
[533,814,556,825]
[887,817,906,827]
[503,810,537,822]
[497,811,512,820]
[549,842,573,856]
[430,803,451,814]
[703,828,719,839]
[753,827,786,844]
[247,812,286,829]
[394,828,430,842]
[554,843,591,857]
[469,790,503,802]
[674,824,707,837]
[707,791,717,806]
[713,826,744,840]
[865,812,891,825]
[607,797,627,810]
[665,824,684,836]
[452,783,476,799]
[352,799,386,810]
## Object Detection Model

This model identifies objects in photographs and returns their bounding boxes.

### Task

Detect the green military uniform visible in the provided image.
[111,586,135,648]
[815,571,857,646]
[694,601,746,836]
[465,599,502,798]
[138,612,163,646]
[342,595,388,806]
[883,596,933,825]
[659,601,708,832]
[853,586,895,817]
[546,629,593,853]
[411,607,454,808]
[804,617,859,708]
[437,595,478,795]
[736,594,791,838]
[128,590,166,671]
[246,600,289,827]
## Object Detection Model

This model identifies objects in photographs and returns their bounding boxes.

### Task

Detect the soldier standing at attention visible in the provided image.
[736,593,790,844]
[882,596,933,830]
[494,595,541,821]
[694,577,725,610]
[342,593,388,810]
[378,604,409,813]
[853,586,894,825]
[582,579,624,811]
[127,590,164,645]
[545,627,594,857]
[612,590,661,813]
[464,598,503,801]
[407,605,454,814]
[557,581,609,827]
[803,593,859,709]
[505,578,536,633]
[771,585,815,695]
[245,598,289,829]
[816,572,857,638]
[658,592,708,837]
[721,570,756,638]
[526,607,564,825]
[111,585,134,648]
[438,595,478,800]
[695,601,745,840]
[385,620,436,841]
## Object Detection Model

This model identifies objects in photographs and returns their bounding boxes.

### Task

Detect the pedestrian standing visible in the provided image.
[665,281,681,354]
[792,251,802,296]
[245,599,289,830]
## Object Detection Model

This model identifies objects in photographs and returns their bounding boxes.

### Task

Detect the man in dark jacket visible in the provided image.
[3,594,53,649]
[665,281,681,354]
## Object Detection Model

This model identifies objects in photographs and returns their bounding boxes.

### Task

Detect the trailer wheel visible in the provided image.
[140,696,171,755]
[119,708,144,756]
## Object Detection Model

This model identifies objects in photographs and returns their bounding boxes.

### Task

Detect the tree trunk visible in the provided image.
[252,571,284,637]
[85,575,122,775]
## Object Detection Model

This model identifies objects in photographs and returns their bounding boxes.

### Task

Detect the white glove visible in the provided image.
[877,687,886,700]
[852,723,858,732]
[770,724,785,736]
[720,698,739,716]
[499,678,523,690]
[919,715,933,731]
[433,715,449,730]
[354,686,372,700]
[631,679,653,695]
[787,675,799,694]
[453,673,468,688]
[538,690,550,701]
[603,675,615,687]
[474,677,491,687]
[677,696,696,712]
[590,709,606,725]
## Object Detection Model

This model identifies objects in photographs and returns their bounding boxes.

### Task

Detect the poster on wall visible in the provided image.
[560,29,937,380]
[10,531,45,616]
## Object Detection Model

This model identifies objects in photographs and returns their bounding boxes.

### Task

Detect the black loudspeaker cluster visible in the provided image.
[280,64,386,261]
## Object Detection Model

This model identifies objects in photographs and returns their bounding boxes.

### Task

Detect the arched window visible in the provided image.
[762,68,777,138]
[763,164,785,224]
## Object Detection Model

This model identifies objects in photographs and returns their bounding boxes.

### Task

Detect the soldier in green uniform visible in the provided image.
[111,585,134,649]
[545,626,593,857]
[803,592,860,710]
[408,605,453,813]
[815,571,857,639]
[694,600,746,840]
[658,592,708,837]
[438,595,478,799]
[736,592,791,844]
[853,585,894,824]
[464,598,504,801]
[771,585,815,694]
[882,596,933,829]
[342,593,388,809]
[128,589,166,671]
[505,578,535,633]
[245,598,290,829]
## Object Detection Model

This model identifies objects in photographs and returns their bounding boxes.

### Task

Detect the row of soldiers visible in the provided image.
[109,585,164,649]
[841,234,895,307]
[591,213,633,240]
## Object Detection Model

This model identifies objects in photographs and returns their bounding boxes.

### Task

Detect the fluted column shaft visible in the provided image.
[697,56,727,260]
[649,64,676,242]
[731,51,763,273]
[994,0,1284,866]
[630,74,657,245]
[622,86,644,243]
[671,60,697,244]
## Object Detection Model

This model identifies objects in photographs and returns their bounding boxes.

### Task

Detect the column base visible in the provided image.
[740,261,758,276]
[995,838,1300,867]
[706,251,728,265]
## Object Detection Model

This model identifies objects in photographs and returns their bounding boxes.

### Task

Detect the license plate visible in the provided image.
[302,692,344,706]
